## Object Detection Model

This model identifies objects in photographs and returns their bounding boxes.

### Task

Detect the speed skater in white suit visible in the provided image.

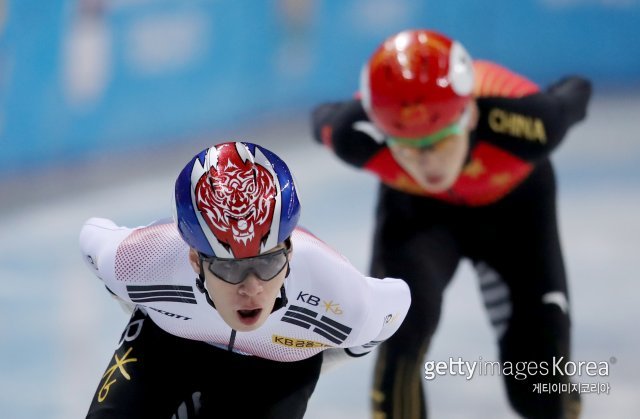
[80,141,411,419]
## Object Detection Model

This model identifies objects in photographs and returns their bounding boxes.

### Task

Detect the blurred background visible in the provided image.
[1,0,639,418]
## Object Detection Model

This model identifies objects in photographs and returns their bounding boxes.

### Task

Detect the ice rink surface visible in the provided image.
[1,93,639,418]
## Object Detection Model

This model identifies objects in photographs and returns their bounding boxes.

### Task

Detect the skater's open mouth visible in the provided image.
[426,174,444,184]
[238,308,262,319]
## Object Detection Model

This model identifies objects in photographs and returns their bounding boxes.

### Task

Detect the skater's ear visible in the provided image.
[188,248,201,274]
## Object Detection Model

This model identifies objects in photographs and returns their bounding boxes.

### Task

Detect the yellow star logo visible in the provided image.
[462,158,486,179]
[490,172,512,186]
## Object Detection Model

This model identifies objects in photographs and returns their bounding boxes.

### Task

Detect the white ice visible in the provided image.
[0,93,638,418]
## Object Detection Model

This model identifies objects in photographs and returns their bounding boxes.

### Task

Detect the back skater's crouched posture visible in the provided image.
[311,29,591,418]
[80,142,411,419]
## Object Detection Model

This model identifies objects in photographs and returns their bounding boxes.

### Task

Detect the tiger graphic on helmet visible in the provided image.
[194,143,278,258]
[174,142,301,259]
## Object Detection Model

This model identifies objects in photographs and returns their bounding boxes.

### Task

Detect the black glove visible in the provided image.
[547,76,593,124]
[310,101,353,144]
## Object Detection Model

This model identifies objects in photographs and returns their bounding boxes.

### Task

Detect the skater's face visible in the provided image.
[388,102,477,193]
[389,133,470,193]
[189,242,291,332]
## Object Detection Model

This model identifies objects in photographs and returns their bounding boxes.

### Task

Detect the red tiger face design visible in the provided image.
[195,144,277,258]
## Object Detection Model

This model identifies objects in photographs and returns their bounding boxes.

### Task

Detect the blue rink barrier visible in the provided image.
[0,0,638,176]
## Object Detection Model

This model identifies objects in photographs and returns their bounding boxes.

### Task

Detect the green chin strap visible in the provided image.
[387,122,463,148]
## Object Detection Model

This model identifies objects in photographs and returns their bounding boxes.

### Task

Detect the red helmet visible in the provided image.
[360,29,475,141]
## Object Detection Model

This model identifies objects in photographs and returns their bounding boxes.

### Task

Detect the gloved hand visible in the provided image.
[547,76,593,124]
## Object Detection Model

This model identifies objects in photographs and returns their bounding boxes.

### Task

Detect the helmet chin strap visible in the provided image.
[276,264,290,309]
[268,263,290,312]
[195,262,216,309]
[195,262,290,313]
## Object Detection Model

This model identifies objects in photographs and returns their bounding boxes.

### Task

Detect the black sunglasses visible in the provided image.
[199,240,291,285]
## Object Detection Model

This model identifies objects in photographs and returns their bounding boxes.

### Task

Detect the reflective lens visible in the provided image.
[200,243,291,285]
